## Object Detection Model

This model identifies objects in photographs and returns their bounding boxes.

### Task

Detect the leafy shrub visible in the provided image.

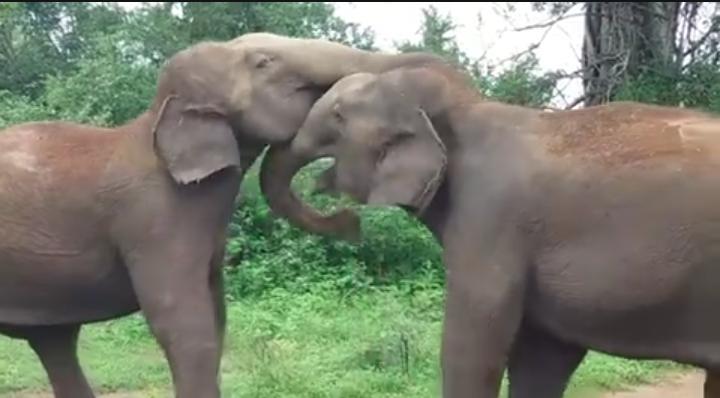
[42,31,158,126]
[0,90,53,128]
[479,54,559,108]
[615,61,720,115]
[222,163,444,300]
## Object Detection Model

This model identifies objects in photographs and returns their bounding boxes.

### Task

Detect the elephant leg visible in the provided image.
[506,324,586,398]
[705,370,720,397]
[26,324,95,398]
[125,237,226,398]
[209,242,227,384]
[440,242,526,398]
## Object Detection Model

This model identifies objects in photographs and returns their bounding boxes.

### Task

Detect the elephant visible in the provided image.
[0,32,444,398]
[259,61,720,398]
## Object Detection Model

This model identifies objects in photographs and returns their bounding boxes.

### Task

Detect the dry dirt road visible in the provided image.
[598,371,704,398]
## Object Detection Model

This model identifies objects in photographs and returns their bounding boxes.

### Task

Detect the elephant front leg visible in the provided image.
[440,242,526,398]
[506,324,587,398]
[125,239,226,398]
[706,370,720,397]
[210,242,228,369]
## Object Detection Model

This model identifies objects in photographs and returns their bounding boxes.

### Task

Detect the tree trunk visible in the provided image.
[582,2,680,106]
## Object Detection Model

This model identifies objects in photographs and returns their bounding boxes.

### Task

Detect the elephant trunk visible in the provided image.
[259,143,361,243]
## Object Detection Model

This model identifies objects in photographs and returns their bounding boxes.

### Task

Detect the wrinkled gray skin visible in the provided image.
[260,63,720,397]
[0,32,442,398]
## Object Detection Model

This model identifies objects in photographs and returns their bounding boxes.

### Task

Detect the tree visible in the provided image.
[582,2,680,106]
[531,2,720,108]
[0,2,380,127]
[0,2,128,97]
[394,5,558,108]
[395,6,477,74]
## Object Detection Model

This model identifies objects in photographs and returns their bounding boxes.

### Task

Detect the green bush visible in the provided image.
[42,31,158,127]
[222,164,444,300]
[615,61,720,115]
[0,90,53,128]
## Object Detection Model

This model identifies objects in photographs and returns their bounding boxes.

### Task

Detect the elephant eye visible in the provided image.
[332,109,344,124]
[377,131,411,163]
[377,143,389,164]
[387,131,413,147]
[395,130,414,141]
[255,56,272,69]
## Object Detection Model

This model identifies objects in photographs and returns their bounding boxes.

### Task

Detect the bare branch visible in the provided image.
[512,12,585,32]
[556,23,583,63]
[633,2,681,22]
[683,19,719,57]
[565,94,586,110]
[496,13,561,67]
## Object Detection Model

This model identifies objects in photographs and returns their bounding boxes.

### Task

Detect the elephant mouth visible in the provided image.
[294,82,327,104]
[397,204,420,216]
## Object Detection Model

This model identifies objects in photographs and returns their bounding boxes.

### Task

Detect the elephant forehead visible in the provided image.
[160,42,247,105]
[172,42,240,73]
[335,74,379,99]
[229,32,301,48]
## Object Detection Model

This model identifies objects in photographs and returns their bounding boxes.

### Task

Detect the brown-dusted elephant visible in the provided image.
[0,32,443,398]
[259,62,720,398]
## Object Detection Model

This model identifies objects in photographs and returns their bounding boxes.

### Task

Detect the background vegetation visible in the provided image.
[0,2,716,396]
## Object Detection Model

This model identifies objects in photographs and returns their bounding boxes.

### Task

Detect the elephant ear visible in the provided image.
[152,95,241,185]
[368,108,447,215]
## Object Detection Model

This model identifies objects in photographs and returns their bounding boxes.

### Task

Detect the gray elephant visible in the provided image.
[0,32,443,398]
[259,61,720,398]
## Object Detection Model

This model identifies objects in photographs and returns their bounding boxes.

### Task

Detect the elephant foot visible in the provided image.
[26,324,95,398]
[706,370,720,397]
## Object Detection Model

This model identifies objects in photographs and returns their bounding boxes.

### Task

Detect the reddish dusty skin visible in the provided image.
[260,61,720,398]
[0,32,447,398]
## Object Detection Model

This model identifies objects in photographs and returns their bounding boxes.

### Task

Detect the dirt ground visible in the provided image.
[599,371,704,398]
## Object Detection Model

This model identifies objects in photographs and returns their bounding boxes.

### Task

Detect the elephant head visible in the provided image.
[147,33,445,181]
[260,64,465,241]
[147,33,444,237]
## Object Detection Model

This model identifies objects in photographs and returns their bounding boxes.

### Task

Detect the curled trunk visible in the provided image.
[259,143,361,243]
[250,33,447,243]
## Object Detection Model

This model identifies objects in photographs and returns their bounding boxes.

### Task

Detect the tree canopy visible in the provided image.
[0,2,561,129]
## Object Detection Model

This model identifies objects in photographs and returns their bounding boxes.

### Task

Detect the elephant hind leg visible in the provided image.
[507,324,587,398]
[705,370,720,397]
[26,324,95,398]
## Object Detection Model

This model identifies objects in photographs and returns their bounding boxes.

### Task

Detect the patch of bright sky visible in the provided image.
[333,2,586,107]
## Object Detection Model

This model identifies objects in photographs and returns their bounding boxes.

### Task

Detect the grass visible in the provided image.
[0,285,687,397]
